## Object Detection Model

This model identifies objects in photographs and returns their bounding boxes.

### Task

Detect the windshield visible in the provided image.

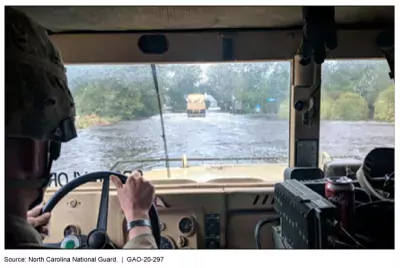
[49,60,394,186]
[320,59,394,161]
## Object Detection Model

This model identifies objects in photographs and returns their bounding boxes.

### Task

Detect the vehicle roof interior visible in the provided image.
[10,6,394,64]
[13,6,394,32]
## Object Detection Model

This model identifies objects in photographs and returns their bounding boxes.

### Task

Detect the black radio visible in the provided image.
[274,179,337,249]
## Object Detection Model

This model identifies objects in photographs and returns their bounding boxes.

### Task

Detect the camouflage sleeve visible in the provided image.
[123,233,158,249]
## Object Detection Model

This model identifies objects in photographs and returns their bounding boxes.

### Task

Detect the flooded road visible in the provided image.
[52,112,395,176]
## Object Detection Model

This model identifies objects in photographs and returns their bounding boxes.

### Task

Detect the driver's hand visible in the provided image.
[27,203,51,240]
[110,170,155,222]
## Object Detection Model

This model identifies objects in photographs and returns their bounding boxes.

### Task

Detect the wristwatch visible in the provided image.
[126,219,152,232]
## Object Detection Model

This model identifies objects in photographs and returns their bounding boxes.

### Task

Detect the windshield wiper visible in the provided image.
[151,64,171,178]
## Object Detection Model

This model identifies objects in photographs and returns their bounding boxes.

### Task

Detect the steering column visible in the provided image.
[42,171,161,249]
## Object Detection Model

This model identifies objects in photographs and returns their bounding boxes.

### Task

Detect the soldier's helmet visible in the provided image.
[5,7,77,143]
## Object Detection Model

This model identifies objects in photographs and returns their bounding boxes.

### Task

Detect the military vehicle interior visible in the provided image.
[11,6,395,249]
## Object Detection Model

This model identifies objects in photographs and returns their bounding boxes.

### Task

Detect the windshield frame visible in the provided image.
[51,28,391,176]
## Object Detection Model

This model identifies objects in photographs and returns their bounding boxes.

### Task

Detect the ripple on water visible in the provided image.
[52,114,395,174]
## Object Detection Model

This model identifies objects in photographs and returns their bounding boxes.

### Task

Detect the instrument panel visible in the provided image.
[153,208,202,249]
[44,182,277,249]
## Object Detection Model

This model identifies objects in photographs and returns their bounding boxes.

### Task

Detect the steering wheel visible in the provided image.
[41,171,161,249]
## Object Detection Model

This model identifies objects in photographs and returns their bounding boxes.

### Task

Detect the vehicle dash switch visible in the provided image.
[204,214,220,249]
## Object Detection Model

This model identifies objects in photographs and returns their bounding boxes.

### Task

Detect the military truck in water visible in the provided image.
[186,93,206,117]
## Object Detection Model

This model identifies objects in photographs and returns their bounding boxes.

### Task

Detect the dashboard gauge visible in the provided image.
[178,216,195,236]
[64,225,80,237]
[61,235,81,249]
[160,236,175,249]
[159,222,166,231]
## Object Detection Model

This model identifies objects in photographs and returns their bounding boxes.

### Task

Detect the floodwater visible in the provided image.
[51,112,394,182]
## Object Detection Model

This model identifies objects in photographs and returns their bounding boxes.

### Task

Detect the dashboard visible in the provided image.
[43,182,277,249]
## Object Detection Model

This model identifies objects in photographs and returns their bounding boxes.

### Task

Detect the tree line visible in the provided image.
[278,60,394,121]
[68,60,394,127]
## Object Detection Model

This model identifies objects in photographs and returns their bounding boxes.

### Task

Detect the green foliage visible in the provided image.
[320,93,335,120]
[330,92,369,120]
[278,98,290,119]
[73,77,160,122]
[75,114,118,129]
[159,65,203,111]
[321,60,392,121]
[202,62,290,112]
[322,61,392,106]
[277,94,338,120]
[374,85,395,122]
[67,60,393,129]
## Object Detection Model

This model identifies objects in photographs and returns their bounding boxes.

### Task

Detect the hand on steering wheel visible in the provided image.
[110,170,154,223]
[42,171,160,249]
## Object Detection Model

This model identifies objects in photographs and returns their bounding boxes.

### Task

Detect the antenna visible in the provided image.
[150,64,171,178]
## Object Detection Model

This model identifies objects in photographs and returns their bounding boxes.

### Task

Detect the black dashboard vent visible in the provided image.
[262,195,269,205]
[252,195,260,205]
[253,194,272,206]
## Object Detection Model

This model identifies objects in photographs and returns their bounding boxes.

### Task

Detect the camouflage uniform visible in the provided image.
[5,7,157,249]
